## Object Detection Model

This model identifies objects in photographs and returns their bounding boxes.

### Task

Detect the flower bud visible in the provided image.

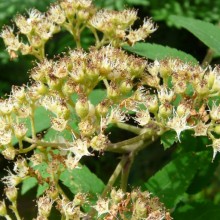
[46,186,59,200]
[110,188,125,204]
[134,198,147,218]
[194,80,209,96]
[95,100,110,117]
[75,98,89,119]
[173,81,187,94]
[176,103,190,117]
[73,193,87,206]
[37,196,53,217]
[119,80,133,94]
[214,125,220,135]
[78,118,96,137]
[5,187,18,202]
[0,201,7,217]
[146,95,158,113]
[158,103,172,118]
[62,79,77,96]
[107,84,120,100]
[90,134,108,151]
[14,123,28,139]
[2,146,16,160]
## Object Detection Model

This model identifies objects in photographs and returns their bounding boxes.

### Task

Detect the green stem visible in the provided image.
[120,152,135,192]
[5,215,12,220]
[201,48,214,68]
[18,144,36,154]
[101,156,128,198]
[116,122,143,135]
[10,202,21,220]
[89,27,100,45]
[106,130,158,153]
[88,156,128,219]
[18,139,23,150]
[30,107,36,140]
[24,136,70,148]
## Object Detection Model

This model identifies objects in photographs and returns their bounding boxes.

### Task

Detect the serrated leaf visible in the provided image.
[173,201,220,220]
[161,130,177,149]
[123,43,198,64]
[144,152,202,208]
[60,165,105,195]
[21,177,38,195]
[169,15,220,54]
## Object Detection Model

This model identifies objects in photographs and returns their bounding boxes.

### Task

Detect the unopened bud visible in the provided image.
[14,123,28,139]
[95,100,109,117]
[158,103,172,118]
[5,187,18,202]
[90,134,108,151]
[134,198,146,218]
[0,201,7,217]
[176,104,190,117]
[75,98,89,119]
[120,80,133,94]
[214,125,220,135]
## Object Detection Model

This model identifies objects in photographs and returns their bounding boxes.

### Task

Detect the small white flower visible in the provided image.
[107,107,127,124]
[194,121,210,136]
[157,87,174,103]
[209,102,220,121]
[37,196,53,217]
[0,129,12,145]
[167,109,193,142]
[2,169,22,187]
[211,139,220,162]
[51,117,68,132]
[93,198,110,217]
[135,110,150,126]
[62,139,92,166]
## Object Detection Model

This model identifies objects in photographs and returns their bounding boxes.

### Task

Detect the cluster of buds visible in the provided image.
[93,188,171,219]
[0,0,156,60]
[34,189,87,219]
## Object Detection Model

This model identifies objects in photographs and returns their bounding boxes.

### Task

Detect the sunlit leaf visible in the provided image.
[169,15,220,54]
[124,43,198,64]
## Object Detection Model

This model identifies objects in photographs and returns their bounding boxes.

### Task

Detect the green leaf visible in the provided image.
[33,162,50,179]
[60,165,105,195]
[173,201,220,220]
[126,0,149,6]
[123,43,198,64]
[43,128,73,142]
[88,89,106,105]
[21,177,38,195]
[144,152,202,208]
[161,130,177,149]
[71,89,106,106]
[37,182,49,197]
[169,15,220,54]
